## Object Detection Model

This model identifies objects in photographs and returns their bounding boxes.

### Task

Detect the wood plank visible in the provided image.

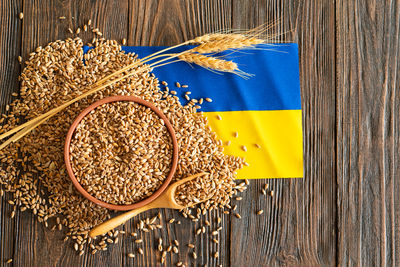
[127,1,233,266]
[0,0,23,266]
[0,0,341,266]
[336,1,400,266]
[230,0,337,266]
[12,1,129,266]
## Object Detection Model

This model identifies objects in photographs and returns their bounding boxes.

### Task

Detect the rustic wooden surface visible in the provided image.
[0,0,398,266]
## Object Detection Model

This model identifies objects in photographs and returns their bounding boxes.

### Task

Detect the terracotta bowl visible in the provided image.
[64,95,179,211]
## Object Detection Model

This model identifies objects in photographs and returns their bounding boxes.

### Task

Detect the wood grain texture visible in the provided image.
[127,1,233,266]
[12,0,130,266]
[0,0,399,266]
[230,0,337,266]
[0,0,23,266]
[336,0,400,266]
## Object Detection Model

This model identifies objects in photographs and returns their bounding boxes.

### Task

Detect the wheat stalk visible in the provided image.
[0,24,277,149]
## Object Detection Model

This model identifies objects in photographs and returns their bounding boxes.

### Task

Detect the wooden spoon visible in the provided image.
[89,172,209,238]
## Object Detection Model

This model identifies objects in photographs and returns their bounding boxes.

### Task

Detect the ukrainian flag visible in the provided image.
[85,44,303,179]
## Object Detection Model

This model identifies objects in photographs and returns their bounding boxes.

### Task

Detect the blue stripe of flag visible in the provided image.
[83,43,301,112]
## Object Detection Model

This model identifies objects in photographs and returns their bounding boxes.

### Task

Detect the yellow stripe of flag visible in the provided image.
[204,110,303,179]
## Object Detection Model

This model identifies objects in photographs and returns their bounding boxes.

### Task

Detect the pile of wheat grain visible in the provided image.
[70,101,173,205]
[0,37,246,254]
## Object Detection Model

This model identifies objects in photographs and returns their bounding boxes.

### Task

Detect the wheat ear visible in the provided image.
[178,53,251,79]
[179,53,237,71]
[191,36,264,53]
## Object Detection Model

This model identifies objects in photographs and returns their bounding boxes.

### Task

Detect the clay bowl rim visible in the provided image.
[64,95,179,211]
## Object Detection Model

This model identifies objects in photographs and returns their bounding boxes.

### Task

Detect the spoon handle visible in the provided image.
[89,205,152,238]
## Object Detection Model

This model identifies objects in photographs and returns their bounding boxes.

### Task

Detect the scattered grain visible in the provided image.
[128,253,135,258]
[261,189,267,195]
[19,12,23,19]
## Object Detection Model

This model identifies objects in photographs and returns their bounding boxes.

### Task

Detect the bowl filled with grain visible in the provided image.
[64,95,179,211]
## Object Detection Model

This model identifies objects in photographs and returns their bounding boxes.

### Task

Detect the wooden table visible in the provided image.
[0,1,399,266]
